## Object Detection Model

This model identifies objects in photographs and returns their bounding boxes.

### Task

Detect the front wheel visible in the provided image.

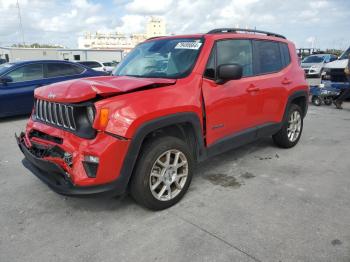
[273,104,303,148]
[130,136,193,210]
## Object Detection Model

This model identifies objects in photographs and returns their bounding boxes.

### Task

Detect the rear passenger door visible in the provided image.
[250,40,292,125]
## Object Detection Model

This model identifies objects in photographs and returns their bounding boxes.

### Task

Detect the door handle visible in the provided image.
[282,78,292,85]
[247,84,260,92]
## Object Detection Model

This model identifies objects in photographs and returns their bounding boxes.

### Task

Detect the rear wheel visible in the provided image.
[312,96,322,106]
[273,104,303,148]
[324,98,332,105]
[130,136,193,210]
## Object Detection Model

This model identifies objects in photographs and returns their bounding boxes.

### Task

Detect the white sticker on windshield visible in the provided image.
[175,42,202,50]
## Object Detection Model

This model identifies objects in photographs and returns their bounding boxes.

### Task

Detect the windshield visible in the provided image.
[339,47,350,60]
[302,55,325,63]
[0,63,15,75]
[113,38,204,78]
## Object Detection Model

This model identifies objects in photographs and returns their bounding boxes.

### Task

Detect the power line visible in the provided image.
[16,0,25,46]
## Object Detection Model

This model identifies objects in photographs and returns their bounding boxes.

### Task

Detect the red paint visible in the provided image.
[35,76,176,103]
[22,32,308,188]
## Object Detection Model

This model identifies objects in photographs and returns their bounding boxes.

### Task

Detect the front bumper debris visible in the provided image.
[16,133,127,197]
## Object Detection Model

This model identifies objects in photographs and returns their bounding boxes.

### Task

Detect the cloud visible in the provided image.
[125,0,173,15]
[0,0,349,49]
[115,15,147,33]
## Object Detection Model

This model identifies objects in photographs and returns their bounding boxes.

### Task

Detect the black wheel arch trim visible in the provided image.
[284,90,309,120]
[118,112,205,192]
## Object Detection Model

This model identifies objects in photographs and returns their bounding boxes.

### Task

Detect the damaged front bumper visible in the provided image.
[16,132,128,197]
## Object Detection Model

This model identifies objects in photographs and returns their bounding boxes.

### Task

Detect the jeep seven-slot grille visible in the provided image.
[34,99,76,130]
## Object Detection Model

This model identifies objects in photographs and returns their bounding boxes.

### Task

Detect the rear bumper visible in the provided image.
[17,134,127,197]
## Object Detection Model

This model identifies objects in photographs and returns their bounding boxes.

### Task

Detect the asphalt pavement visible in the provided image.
[1,83,350,262]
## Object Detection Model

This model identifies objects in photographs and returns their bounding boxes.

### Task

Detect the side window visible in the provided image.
[217,40,253,77]
[46,63,84,78]
[254,40,283,74]
[280,43,291,67]
[81,61,101,68]
[6,64,44,83]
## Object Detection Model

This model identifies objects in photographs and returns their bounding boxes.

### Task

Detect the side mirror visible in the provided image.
[216,64,243,84]
[0,75,13,85]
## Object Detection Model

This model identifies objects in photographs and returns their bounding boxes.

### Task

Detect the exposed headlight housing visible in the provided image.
[86,106,95,125]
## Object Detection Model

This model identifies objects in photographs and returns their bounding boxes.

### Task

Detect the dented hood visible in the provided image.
[35,76,177,103]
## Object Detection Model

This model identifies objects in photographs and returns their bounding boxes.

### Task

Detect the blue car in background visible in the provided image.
[0,60,107,118]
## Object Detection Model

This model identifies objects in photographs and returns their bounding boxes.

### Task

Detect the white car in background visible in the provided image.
[77,61,118,74]
[301,54,337,77]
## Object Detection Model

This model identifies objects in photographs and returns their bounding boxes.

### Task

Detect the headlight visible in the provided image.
[86,106,95,125]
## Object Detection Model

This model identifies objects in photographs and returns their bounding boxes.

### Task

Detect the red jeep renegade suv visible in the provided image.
[17,28,308,210]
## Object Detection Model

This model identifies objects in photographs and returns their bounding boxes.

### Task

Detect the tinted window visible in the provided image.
[46,63,84,78]
[79,61,101,68]
[204,46,216,79]
[254,40,283,74]
[0,63,15,75]
[216,40,253,76]
[6,64,44,82]
[280,43,291,67]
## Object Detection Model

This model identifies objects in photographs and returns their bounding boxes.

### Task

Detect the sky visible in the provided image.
[0,0,349,50]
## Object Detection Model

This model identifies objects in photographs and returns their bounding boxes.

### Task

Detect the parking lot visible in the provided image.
[1,99,350,262]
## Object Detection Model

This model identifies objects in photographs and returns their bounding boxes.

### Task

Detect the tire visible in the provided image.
[324,98,332,106]
[312,96,322,106]
[273,104,303,148]
[130,136,194,210]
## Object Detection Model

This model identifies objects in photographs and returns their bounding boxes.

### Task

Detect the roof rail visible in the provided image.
[207,28,286,39]
[146,36,165,40]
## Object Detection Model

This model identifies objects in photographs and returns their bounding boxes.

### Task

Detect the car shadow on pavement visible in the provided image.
[56,137,276,212]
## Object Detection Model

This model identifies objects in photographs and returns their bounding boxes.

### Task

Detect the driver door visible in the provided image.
[201,39,260,146]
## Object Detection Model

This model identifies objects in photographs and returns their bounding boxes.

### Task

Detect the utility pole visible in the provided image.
[16,0,25,46]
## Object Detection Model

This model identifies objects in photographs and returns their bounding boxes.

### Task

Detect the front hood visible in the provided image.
[35,76,177,103]
[324,59,348,69]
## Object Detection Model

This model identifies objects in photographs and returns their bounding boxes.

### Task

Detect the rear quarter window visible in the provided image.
[254,40,283,75]
[80,61,101,68]
[46,63,84,78]
[280,43,291,67]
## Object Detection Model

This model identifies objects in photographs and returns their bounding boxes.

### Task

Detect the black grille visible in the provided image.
[33,99,97,139]
[34,99,76,131]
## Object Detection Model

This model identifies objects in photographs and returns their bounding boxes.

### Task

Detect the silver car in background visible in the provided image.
[301,54,337,77]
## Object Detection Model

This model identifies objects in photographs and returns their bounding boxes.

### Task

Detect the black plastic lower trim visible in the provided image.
[17,134,126,197]
[206,122,282,159]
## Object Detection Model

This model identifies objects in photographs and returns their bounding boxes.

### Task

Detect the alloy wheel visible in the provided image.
[287,110,302,142]
[149,149,188,201]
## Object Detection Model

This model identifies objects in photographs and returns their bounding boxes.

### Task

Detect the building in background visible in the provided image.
[0,46,123,63]
[78,17,166,52]
[146,17,166,38]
